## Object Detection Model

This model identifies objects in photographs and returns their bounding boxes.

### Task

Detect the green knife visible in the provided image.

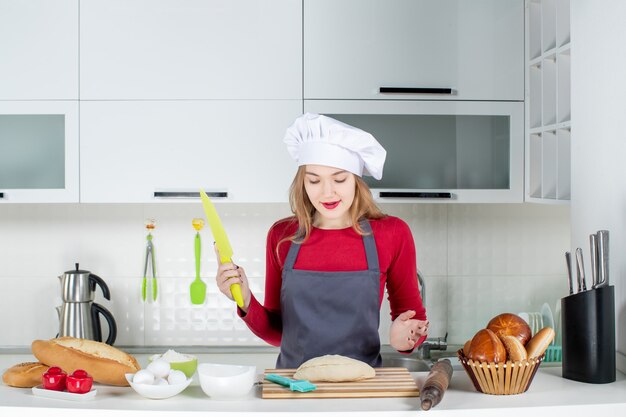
[199,190,244,308]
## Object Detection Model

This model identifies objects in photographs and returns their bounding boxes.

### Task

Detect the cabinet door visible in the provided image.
[0,101,79,203]
[305,0,524,101]
[80,100,301,203]
[80,0,301,100]
[304,100,524,203]
[0,0,78,99]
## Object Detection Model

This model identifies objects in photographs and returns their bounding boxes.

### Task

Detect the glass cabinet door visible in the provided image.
[0,101,78,203]
[304,100,523,203]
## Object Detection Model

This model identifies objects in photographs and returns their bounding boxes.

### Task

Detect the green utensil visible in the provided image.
[190,219,206,304]
[142,220,157,302]
[265,374,317,393]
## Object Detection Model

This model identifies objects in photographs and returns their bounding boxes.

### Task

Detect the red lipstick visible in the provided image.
[322,201,340,210]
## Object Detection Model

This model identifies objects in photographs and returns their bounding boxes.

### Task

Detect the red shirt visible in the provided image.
[240,215,427,351]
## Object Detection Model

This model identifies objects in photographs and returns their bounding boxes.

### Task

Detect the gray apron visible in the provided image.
[276,220,382,368]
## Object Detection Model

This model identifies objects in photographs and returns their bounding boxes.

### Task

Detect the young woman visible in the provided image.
[215,113,428,368]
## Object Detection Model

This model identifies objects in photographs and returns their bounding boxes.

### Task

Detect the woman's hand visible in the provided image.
[389,310,429,351]
[214,245,252,312]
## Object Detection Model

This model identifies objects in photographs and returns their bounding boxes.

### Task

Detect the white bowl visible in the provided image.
[198,363,256,399]
[125,373,192,400]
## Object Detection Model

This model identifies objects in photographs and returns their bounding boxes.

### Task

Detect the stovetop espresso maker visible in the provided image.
[56,263,117,345]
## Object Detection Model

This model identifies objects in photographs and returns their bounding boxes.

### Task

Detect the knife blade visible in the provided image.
[595,230,609,288]
[199,190,244,308]
[575,247,587,292]
[589,234,598,288]
[565,251,574,295]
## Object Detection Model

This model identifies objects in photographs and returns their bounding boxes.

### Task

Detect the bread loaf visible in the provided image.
[487,313,532,345]
[525,327,555,359]
[31,337,140,386]
[467,329,507,363]
[501,335,528,362]
[2,362,48,388]
[293,355,375,382]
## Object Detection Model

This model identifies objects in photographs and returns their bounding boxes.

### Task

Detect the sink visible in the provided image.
[380,354,433,372]
[381,351,463,372]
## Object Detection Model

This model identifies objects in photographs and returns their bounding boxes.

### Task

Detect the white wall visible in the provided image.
[571,0,626,372]
[0,203,569,349]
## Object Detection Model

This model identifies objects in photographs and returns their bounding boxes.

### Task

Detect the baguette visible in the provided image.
[31,337,140,386]
[2,362,48,388]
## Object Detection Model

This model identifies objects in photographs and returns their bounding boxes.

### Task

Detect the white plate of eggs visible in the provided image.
[126,359,192,400]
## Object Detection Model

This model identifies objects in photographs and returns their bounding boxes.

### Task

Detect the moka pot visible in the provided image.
[56,263,117,345]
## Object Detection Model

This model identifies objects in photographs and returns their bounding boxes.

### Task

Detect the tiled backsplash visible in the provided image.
[0,203,570,348]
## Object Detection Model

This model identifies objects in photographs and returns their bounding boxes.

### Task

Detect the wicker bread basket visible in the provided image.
[457,349,544,395]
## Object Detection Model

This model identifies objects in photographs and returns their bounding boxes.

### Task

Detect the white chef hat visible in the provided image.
[283,113,386,180]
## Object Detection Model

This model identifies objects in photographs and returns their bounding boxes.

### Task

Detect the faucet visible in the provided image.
[418,269,425,305]
[416,333,448,360]
[415,271,448,360]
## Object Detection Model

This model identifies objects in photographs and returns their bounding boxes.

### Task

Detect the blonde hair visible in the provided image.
[277,166,386,256]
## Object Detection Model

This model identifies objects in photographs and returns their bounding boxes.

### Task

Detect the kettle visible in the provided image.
[56,263,117,345]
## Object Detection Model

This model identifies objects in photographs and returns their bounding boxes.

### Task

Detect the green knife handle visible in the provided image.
[152,277,157,301]
[195,233,201,278]
[142,277,147,301]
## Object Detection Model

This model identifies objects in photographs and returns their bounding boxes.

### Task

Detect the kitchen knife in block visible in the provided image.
[199,190,244,308]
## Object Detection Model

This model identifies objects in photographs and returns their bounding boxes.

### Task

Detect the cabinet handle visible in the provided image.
[379,192,452,199]
[0,192,4,199]
[153,191,228,199]
[379,87,453,95]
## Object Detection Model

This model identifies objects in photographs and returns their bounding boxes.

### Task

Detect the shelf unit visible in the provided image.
[526,0,571,203]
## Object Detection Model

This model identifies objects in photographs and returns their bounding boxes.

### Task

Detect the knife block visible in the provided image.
[561,286,616,383]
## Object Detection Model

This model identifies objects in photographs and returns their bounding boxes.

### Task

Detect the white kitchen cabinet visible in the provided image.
[304,0,524,101]
[0,0,78,100]
[305,100,524,203]
[80,100,301,203]
[526,0,571,203]
[79,0,301,100]
[0,101,79,203]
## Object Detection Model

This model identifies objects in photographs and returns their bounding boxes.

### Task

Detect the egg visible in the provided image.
[147,359,171,379]
[132,369,155,385]
[155,378,169,386]
[167,370,187,385]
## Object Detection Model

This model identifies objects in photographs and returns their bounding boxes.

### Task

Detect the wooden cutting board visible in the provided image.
[262,367,420,399]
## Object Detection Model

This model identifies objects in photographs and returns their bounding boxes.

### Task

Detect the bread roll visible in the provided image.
[501,335,528,362]
[462,339,472,357]
[525,327,555,359]
[2,362,48,388]
[467,329,507,363]
[31,337,140,386]
[293,355,375,382]
[487,313,532,345]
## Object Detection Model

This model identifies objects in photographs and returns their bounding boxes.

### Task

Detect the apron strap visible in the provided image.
[283,219,380,272]
[359,220,380,272]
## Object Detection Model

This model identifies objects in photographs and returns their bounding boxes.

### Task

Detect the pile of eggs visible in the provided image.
[131,359,188,386]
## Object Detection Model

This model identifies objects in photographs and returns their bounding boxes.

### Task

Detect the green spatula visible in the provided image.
[190,218,206,304]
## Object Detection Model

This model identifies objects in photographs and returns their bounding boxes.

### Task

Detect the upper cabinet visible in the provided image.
[79,0,301,100]
[304,0,524,101]
[0,0,78,100]
[80,100,301,203]
[0,101,79,203]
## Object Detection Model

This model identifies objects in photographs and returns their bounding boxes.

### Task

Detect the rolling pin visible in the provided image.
[420,359,453,411]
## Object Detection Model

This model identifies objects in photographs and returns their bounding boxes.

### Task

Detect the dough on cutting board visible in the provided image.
[293,355,376,382]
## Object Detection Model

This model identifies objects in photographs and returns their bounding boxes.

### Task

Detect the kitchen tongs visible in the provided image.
[142,219,157,302]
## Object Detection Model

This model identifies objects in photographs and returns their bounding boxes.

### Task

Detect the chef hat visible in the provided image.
[283,113,386,180]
